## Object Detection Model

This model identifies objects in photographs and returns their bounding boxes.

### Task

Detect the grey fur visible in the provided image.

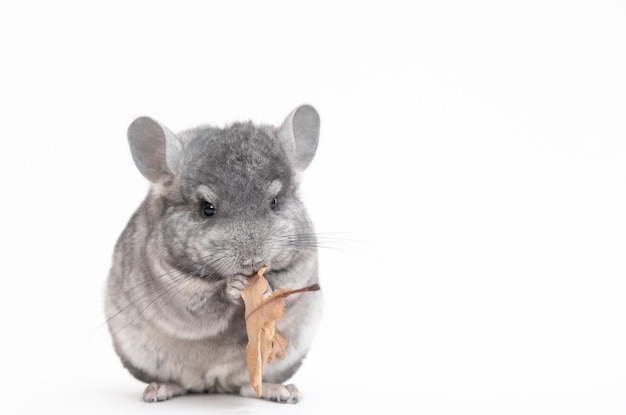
[105,105,322,404]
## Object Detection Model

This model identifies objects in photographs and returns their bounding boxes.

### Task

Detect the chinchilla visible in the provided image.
[104,105,322,404]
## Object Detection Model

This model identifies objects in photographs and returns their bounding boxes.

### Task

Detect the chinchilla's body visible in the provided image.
[105,105,322,404]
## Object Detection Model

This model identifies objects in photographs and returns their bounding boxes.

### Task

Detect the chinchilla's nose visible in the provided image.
[241,256,266,275]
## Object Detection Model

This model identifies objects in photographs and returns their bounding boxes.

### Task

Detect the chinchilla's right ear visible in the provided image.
[127,117,183,183]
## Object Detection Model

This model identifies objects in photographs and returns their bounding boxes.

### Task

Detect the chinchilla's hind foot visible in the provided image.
[239,383,302,404]
[142,382,187,402]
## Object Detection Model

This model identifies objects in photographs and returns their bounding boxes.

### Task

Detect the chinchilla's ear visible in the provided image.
[277,104,320,171]
[127,117,183,183]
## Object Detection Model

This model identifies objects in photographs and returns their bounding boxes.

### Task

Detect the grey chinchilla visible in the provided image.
[104,105,322,404]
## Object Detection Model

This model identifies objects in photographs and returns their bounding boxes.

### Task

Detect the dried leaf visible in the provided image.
[240,266,320,397]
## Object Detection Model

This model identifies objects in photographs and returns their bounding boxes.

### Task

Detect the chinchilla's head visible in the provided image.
[127,105,320,279]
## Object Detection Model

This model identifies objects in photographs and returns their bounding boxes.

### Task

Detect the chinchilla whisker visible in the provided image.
[114,251,217,292]
[276,232,363,250]
[275,231,373,257]
[103,272,189,326]
[102,260,228,333]
[103,252,227,321]
[118,268,187,294]
[152,274,202,310]
[109,275,196,336]
[283,243,362,254]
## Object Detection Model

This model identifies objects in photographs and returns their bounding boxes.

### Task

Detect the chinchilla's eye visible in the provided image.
[270,197,278,210]
[201,201,217,217]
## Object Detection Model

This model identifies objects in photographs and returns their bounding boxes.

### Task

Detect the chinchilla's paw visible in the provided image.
[239,382,302,404]
[225,274,250,304]
[278,384,302,404]
[142,382,186,403]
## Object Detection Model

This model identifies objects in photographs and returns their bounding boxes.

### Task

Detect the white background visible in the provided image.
[1,1,625,414]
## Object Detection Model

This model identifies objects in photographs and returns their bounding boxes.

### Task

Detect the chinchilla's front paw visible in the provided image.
[225,274,249,304]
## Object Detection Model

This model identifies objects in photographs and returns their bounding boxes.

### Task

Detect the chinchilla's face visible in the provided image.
[159,122,313,279]
[127,105,320,279]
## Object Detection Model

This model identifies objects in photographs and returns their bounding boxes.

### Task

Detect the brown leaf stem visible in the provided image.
[245,283,321,320]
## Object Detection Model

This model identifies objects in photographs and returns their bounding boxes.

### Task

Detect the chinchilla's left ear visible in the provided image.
[277,104,320,172]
